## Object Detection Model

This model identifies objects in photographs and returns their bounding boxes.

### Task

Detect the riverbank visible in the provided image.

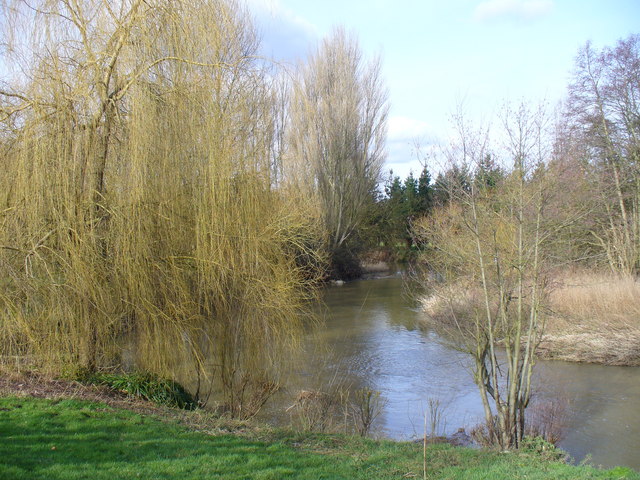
[420,271,640,366]
[1,374,638,479]
[538,272,640,365]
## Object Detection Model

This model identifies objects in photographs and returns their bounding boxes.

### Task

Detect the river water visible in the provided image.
[272,274,640,470]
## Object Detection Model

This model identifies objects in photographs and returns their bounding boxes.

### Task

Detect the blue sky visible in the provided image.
[248,0,640,179]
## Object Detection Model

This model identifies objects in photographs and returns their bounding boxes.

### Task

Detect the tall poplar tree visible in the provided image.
[288,27,388,277]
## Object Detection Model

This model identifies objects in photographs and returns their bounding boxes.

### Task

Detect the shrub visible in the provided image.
[286,389,342,433]
[519,435,567,462]
[76,370,196,410]
[351,387,385,437]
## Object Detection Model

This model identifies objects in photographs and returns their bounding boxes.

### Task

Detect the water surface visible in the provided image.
[274,275,640,470]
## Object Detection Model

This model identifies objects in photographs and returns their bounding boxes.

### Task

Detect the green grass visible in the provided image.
[0,397,637,480]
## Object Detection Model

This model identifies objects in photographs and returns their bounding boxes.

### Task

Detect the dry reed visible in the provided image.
[420,271,640,365]
[540,271,640,365]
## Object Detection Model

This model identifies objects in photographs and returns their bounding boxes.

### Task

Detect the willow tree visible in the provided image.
[287,27,388,277]
[0,0,322,417]
[417,103,552,449]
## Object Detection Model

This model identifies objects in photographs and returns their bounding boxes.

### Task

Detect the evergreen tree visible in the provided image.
[375,167,434,257]
[475,154,504,190]
[404,171,419,217]
[433,165,471,207]
[417,166,434,214]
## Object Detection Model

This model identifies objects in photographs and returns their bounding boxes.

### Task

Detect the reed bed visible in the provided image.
[420,271,640,365]
[540,271,640,365]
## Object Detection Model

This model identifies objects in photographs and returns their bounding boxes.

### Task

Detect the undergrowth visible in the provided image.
[73,370,197,410]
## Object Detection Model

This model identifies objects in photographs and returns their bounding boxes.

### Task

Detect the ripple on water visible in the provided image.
[273,276,640,470]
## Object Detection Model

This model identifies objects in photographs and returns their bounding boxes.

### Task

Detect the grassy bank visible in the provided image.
[0,393,637,479]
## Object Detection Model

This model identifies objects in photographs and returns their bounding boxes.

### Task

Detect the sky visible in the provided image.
[247,0,640,179]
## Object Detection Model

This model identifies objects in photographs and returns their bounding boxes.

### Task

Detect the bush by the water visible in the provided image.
[519,436,567,462]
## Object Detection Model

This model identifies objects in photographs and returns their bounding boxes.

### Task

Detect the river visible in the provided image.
[269,274,640,470]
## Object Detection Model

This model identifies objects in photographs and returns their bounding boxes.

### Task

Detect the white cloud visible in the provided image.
[387,116,432,141]
[473,0,554,23]
[246,0,319,62]
[383,116,437,178]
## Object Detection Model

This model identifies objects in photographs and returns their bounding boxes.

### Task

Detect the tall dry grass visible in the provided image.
[421,271,640,365]
[541,271,640,365]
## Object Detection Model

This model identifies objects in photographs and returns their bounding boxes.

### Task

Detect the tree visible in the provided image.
[417,166,434,213]
[382,171,407,241]
[384,172,405,202]
[0,0,322,417]
[416,103,552,449]
[432,164,471,207]
[565,34,640,274]
[375,167,433,259]
[287,27,388,277]
[475,154,504,190]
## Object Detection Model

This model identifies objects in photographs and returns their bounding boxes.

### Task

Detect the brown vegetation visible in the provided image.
[286,389,343,433]
[564,35,640,275]
[420,271,640,366]
[415,102,551,449]
[540,271,640,366]
[287,27,388,278]
[414,35,640,447]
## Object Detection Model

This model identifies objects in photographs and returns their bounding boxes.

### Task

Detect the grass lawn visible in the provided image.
[0,396,637,480]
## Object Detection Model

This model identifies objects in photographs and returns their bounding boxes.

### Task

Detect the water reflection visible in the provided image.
[268,275,640,470]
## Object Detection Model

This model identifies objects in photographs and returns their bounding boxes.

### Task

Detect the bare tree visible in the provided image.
[287,27,388,274]
[566,35,640,274]
[417,102,552,449]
